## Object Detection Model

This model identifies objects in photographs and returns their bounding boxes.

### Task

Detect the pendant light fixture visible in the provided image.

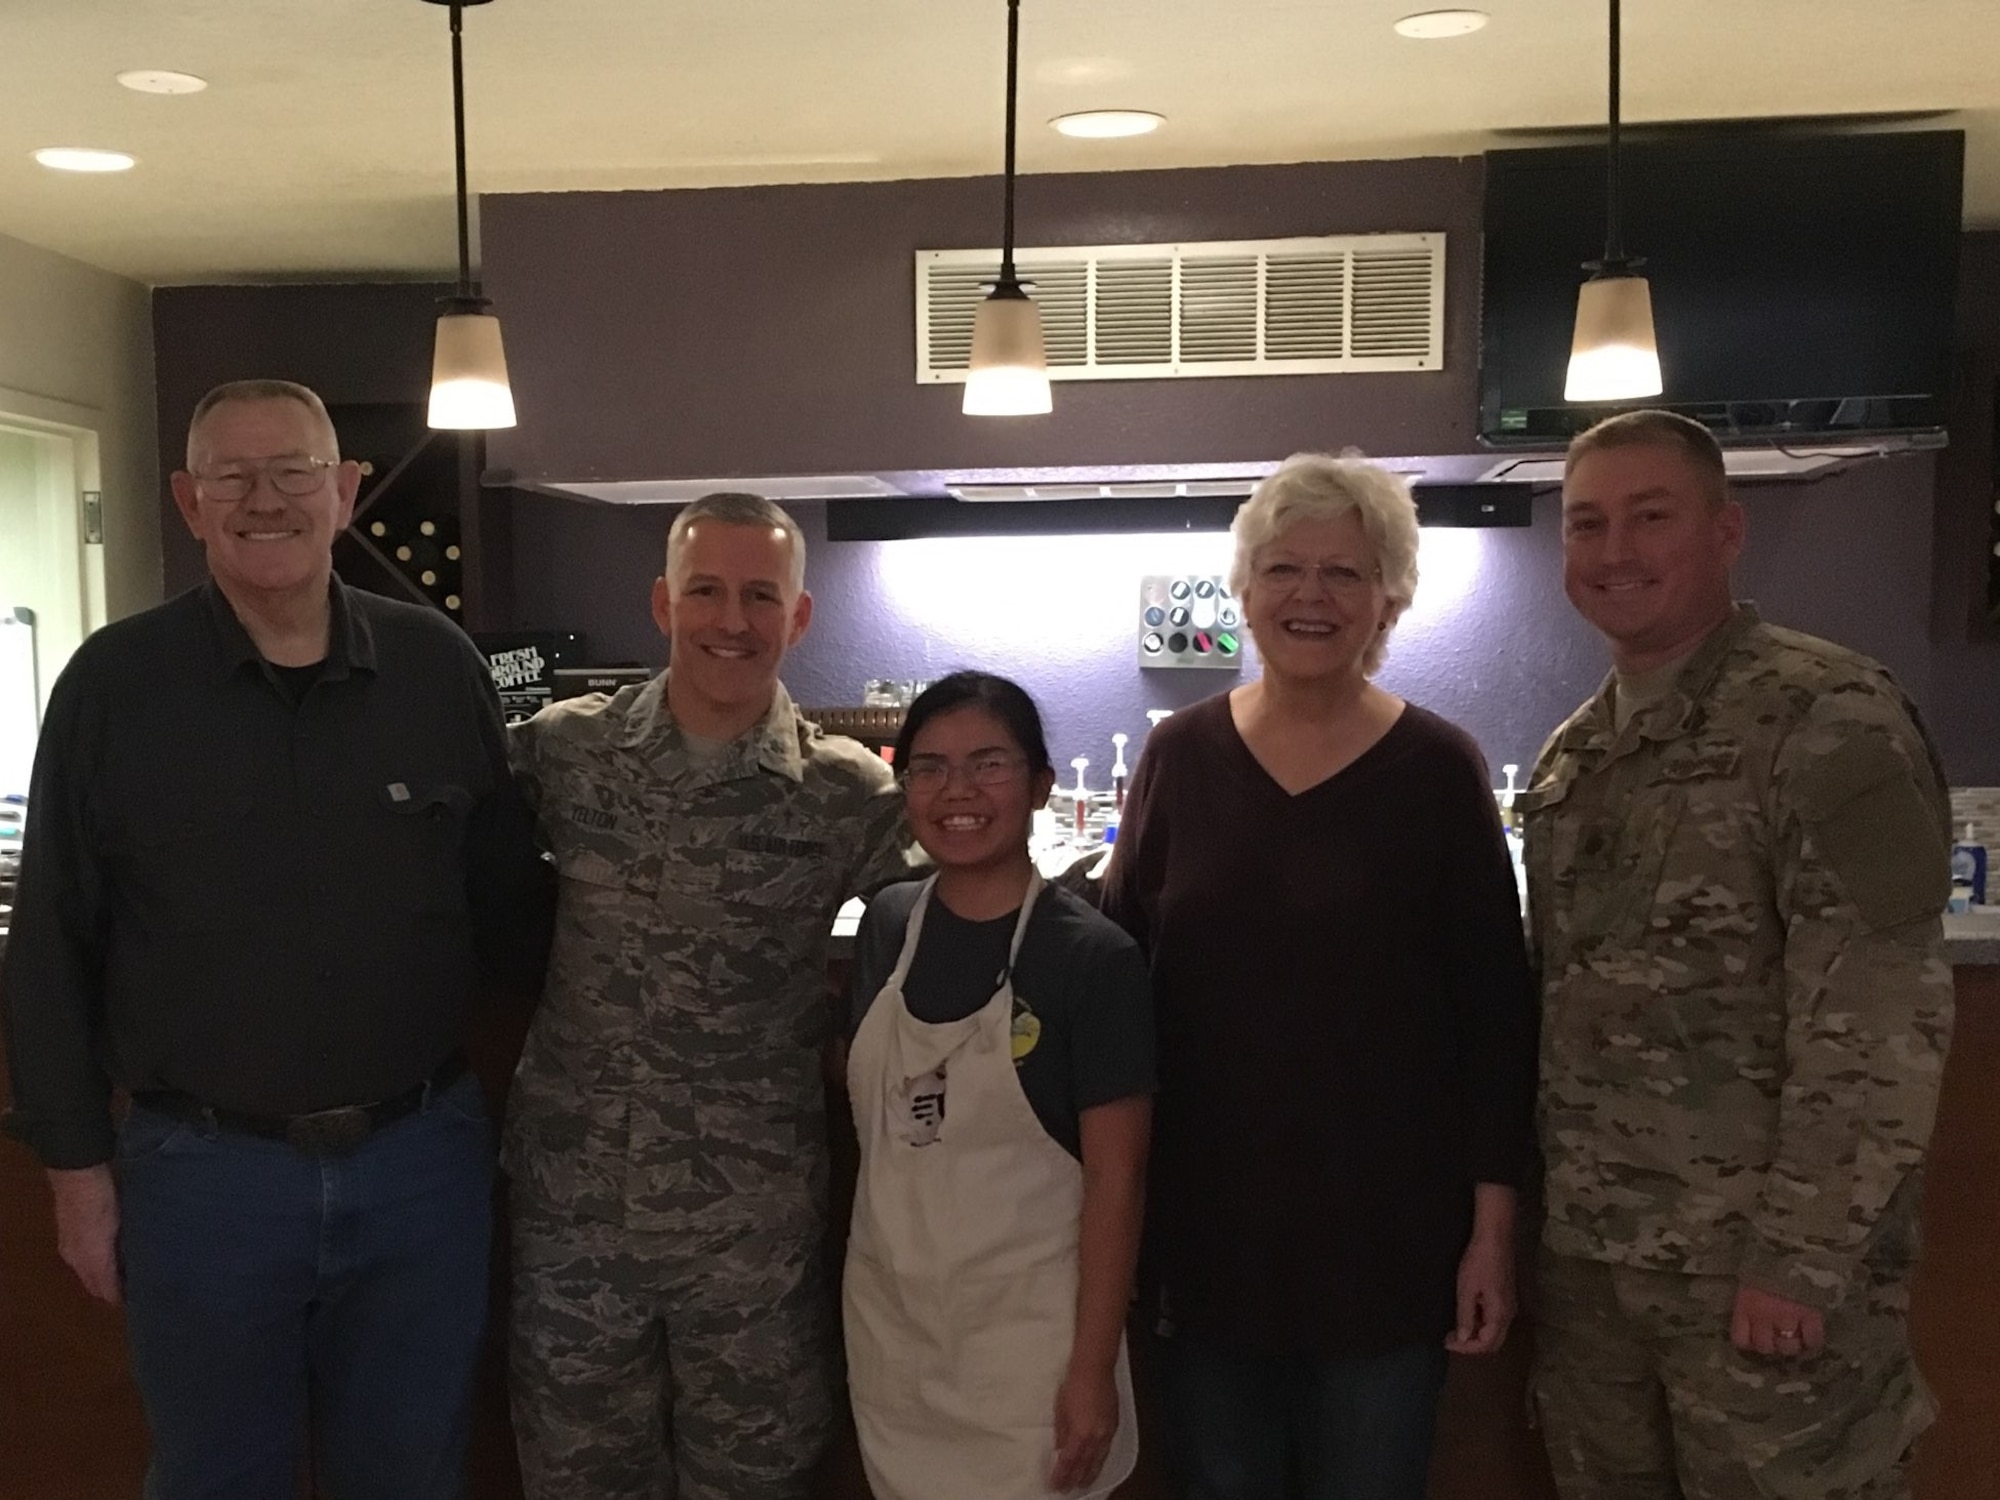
[963,0,1052,417]
[1564,0,1662,403]
[424,0,516,429]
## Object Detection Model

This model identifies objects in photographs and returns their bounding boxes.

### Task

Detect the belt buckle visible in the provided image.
[285,1106,373,1155]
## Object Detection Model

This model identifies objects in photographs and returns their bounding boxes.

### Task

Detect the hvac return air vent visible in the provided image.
[917,233,1444,385]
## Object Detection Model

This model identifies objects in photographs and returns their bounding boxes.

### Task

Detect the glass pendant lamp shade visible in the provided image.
[424,0,516,431]
[963,287,1052,415]
[1564,274,1661,402]
[1566,0,1663,405]
[429,305,517,429]
[964,0,1050,417]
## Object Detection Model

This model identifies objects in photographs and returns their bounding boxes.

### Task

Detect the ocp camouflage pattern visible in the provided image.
[1523,605,1954,1310]
[1534,1251,1934,1500]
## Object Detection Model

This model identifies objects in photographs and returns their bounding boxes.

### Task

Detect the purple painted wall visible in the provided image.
[507,449,1995,786]
[142,187,1999,787]
[479,158,1484,486]
[1927,234,2000,781]
[477,162,1994,782]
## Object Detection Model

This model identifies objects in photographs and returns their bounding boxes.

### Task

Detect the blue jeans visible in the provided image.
[114,1073,494,1500]
[1159,1330,1449,1500]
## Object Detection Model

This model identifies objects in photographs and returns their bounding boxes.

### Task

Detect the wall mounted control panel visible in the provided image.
[1138,574,1243,670]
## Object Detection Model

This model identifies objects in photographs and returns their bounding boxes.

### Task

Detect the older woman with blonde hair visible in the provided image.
[1103,453,1536,1500]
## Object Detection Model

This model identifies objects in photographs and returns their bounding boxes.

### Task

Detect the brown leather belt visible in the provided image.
[131,1054,468,1155]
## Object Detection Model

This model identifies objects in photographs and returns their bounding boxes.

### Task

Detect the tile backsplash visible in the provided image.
[1950,787,2000,839]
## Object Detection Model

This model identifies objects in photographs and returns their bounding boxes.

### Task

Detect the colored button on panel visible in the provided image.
[1166,631,1189,653]
[1168,606,1191,628]
[1194,578,1217,599]
[1141,631,1165,654]
[1192,631,1212,654]
[1217,632,1239,655]
[1169,579,1192,601]
[1191,598,1217,629]
[1143,605,1166,627]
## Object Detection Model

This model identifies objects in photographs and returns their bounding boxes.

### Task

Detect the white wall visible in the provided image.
[0,230,160,624]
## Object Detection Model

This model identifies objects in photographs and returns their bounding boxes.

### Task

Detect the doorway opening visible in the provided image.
[0,389,107,799]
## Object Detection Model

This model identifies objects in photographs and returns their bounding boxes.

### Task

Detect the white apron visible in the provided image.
[844,875,1139,1500]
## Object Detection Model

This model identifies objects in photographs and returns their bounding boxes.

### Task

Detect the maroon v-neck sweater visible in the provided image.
[1102,693,1536,1355]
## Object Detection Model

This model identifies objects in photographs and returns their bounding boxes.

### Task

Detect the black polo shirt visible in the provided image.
[0,578,553,1168]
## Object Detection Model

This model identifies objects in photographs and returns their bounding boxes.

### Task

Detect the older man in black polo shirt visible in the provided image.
[0,379,551,1499]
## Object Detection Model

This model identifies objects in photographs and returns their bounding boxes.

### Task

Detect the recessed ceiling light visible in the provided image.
[116,69,208,95]
[1050,110,1165,140]
[33,147,138,173]
[1393,9,1490,39]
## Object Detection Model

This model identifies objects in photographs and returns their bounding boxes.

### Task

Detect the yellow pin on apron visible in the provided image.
[844,875,1139,1499]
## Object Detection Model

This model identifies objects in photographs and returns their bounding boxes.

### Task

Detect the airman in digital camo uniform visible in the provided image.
[1524,411,1954,1500]
[505,492,911,1500]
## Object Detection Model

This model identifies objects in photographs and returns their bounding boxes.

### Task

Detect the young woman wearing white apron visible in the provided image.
[841,674,1150,1499]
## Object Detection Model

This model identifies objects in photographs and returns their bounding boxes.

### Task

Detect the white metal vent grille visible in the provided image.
[916,232,1443,384]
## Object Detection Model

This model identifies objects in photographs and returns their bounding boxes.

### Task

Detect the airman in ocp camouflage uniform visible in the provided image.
[1524,412,1954,1500]
[503,493,912,1500]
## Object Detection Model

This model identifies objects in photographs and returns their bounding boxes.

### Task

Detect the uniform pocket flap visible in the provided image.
[1786,737,1906,819]
[1514,780,1573,815]
[1789,740,1948,931]
[554,847,631,889]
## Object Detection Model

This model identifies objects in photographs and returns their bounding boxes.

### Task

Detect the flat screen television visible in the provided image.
[1478,129,1964,445]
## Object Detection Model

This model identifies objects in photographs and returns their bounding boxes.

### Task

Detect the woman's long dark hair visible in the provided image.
[892,671,1054,777]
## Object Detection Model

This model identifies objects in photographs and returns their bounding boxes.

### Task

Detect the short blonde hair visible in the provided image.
[1566,409,1729,509]
[1230,452,1420,676]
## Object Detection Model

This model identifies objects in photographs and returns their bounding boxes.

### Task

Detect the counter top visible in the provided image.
[826,903,2000,967]
[1944,910,2000,967]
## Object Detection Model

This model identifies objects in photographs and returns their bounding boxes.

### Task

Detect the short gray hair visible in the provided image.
[1230,452,1420,676]
[664,491,807,595]
[186,379,339,467]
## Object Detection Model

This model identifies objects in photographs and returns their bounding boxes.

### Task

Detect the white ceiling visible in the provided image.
[7,0,2000,285]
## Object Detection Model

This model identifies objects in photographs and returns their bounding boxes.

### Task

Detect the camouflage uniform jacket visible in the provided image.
[503,675,910,1234]
[1522,605,1954,1310]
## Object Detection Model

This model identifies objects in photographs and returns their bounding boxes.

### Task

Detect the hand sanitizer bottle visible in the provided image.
[1949,823,1987,911]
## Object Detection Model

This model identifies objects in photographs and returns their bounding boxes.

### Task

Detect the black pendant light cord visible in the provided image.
[451,3,472,297]
[996,0,1024,296]
[1603,0,1625,269]
[1591,0,1640,278]
[440,1,488,313]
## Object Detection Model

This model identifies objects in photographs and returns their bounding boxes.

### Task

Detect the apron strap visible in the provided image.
[883,875,939,995]
[886,872,1046,993]
[993,873,1046,990]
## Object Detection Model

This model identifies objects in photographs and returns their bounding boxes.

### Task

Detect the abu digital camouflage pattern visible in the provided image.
[1523,606,1954,1309]
[503,674,911,1235]
[510,1191,832,1500]
[502,674,912,1499]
